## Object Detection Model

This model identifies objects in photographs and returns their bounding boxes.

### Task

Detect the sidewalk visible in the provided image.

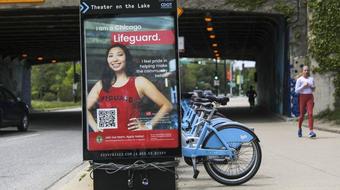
[278,114,340,134]
[49,118,339,190]
[48,161,92,190]
[309,120,340,134]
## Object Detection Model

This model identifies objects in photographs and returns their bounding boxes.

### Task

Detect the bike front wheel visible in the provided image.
[202,125,262,185]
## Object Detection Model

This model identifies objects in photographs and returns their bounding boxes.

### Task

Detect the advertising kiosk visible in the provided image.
[80,0,180,189]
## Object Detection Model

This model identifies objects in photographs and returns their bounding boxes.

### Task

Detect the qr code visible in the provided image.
[97,108,118,129]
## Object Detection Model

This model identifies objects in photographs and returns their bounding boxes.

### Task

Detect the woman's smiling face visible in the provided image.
[107,47,126,72]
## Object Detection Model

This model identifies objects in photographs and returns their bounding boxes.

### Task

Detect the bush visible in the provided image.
[31,90,39,100]
[59,86,73,101]
[42,92,57,101]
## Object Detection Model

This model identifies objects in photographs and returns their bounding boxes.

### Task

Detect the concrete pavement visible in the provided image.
[49,97,340,190]
[49,120,340,190]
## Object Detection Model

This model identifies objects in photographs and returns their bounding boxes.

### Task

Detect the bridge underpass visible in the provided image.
[0,7,79,105]
[0,6,290,116]
[0,8,79,64]
[179,10,289,116]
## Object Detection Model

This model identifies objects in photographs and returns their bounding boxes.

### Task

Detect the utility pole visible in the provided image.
[230,62,233,96]
[224,60,227,96]
[240,62,244,95]
[73,61,76,102]
[214,59,219,96]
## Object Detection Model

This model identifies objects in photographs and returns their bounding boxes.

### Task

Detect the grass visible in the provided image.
[316,107,340,125]
[31,100,81,111]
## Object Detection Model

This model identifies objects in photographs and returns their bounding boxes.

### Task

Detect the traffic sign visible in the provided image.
[214,79,220,86]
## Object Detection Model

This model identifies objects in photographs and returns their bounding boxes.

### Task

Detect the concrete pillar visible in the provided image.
[310,59,335,114]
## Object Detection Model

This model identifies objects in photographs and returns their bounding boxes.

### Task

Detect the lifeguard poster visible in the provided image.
[81,0,180,160]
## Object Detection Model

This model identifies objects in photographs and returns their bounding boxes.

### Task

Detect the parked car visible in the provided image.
[0,86,29,131]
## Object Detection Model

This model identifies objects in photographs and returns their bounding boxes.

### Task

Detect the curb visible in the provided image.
[275,114,340,134]
[47,161,90,190]
[304,124,340,134]
[29,107,81,114]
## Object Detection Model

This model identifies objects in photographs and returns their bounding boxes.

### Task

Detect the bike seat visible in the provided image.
[215,96,229,105]
[203,95,229,105]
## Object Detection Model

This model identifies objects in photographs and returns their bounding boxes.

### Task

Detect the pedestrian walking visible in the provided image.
[246,85,257,111]
[294,65,316,138]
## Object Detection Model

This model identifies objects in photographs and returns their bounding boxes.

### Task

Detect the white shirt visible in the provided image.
[295,76,315,94]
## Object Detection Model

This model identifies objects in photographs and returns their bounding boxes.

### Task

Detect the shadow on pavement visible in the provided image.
[26,102,282,132]
[217,106,282,124]
[29,111,82,130]
[0,129,38,136]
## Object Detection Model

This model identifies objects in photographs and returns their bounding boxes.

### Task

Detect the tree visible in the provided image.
[31,62,81,101]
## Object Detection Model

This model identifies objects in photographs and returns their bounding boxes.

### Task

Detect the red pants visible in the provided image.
[298,94,314,130]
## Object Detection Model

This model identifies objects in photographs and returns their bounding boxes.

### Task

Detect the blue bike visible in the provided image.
[181,97,262,185]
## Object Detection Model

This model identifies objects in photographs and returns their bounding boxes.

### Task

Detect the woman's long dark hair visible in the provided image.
[101,43,135,92]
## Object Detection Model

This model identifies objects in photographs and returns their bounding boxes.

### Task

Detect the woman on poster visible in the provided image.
[87,43,173,132]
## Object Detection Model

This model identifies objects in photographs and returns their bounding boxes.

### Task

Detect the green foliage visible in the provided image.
[59,86,74,102]
[180,63,226,92]
[273,0,295,19]
[31,62,81,101]
[180,64,216,92]
[42,92,57,101]
[224,0,267,10]
[31,90,39,100]
[180,61,255,95]
[242,68,257,94]
[308,0,340,98]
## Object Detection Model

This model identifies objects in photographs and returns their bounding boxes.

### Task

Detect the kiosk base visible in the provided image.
[93,158,177,190]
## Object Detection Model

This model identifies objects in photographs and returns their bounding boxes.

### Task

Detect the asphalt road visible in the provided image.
[0,110,83,190]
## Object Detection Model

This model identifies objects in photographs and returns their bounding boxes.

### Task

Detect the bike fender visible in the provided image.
[210,117,233,125]
[212,121,259,141]
[205,124,260,148]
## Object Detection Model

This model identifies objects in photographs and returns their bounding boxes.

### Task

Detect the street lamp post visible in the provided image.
[214,58,219,96]
[230,62,233,96]
[73,61,76,102]
[224,60,227,96]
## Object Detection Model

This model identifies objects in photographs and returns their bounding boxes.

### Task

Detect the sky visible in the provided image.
[179,58,256,71]
[232,60,256,71]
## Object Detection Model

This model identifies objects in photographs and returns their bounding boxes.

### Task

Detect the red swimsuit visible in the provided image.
[98,77,141,132]
[89,77,178,151]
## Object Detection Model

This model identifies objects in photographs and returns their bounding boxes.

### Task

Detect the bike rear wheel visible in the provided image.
[202,125,262,185]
